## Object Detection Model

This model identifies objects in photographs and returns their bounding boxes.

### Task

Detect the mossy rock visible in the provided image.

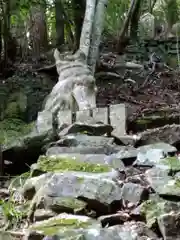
[0,118,35,144]
[141,199,180,228]
[159,178,180,196]
[30,213,99,236]
[140,199,166,228]
[48,196,87,213]
[160,156,180,172]
[166,56,178,68]
[4,91,27,120]
[32,155,111,174]
[8,171,30,191]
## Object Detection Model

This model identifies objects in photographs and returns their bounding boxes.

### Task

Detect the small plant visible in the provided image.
[0,198,24,229]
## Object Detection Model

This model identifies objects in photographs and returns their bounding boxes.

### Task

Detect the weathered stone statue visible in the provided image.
[139,12,155,39]
[36,48,97,133]
[171,22,180,37]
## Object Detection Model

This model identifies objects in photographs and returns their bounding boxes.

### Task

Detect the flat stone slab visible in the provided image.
[110,104,126,137]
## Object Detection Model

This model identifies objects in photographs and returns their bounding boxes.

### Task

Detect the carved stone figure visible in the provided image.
[139,12,155,39]
[36,48,97,133]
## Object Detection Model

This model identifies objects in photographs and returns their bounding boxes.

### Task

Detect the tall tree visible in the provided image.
[72,0,85,50]
[130,0,142,40]
[29,0,48,60]
[54,0,65,46]
[117,0,141,53]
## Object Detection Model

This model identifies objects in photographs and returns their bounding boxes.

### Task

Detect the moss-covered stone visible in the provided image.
[141,199,180,228]
[136,119,152,124]
[4,91,27,120]
[8,172,30,191]
[0,118,34,144]
[30,214,98,236]
[34,155,111,173]
[160,156,180,172]
[141,199,165,228]
[48,196,87,212]
[160,178,180,196]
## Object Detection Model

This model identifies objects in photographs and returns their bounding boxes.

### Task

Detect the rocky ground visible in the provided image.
[1,48,180,239]
[1,118,180,239]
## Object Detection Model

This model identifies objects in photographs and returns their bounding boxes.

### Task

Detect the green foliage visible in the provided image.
[9,171,30,191]
[0,119,34,144]
[0,197,27,229]
[36,155,111,173]
[104,0,129,35]
[163,0,179,26]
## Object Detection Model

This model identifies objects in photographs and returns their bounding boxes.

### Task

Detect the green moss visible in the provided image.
[4,102,21,119]
[9,171,30,190]
[140,200,165,228]
[4,92,27,119]
[136,119,152,124]
[36,155,111,173]
[30,216,95,236]
[160,156,180,172]
[0,119,34,144]
[51,197,86,211]
[160,179,180,196]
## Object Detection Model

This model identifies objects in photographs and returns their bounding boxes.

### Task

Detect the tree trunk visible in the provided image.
[130,0,142,40]
[3,0,11,66]
[117,0,140,53]
[79,0,97,61]
[150,0,157,13]
[55,0,65,47]
[0,18,2,61]
[72,0,85,51]
[29,2,48,60]
[87,0,108,75]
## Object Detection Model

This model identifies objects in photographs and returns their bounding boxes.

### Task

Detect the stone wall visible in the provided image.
[126,37,180,67]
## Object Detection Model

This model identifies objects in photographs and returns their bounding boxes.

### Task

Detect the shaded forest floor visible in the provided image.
[2,45,180,134]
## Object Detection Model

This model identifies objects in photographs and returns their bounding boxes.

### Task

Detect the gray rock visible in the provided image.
[124,167,143,177]
[43,172,122,206]
[28,217,159,240]
[125,174,149,187]
[58,121,113,136]
[145,167,180,198]
[2,129,55,167]
[121,182,149,204]
[23,171,123,216]
[158,212,180,240]
[134,148,166,167]
[55,134,114,147]
[36,153,125,171]
[98,212,130,227]
[36,110,53,133]
[28,213,100,239]
[110,104,126,138]
[141,198,180,233]
[112,146,138,166]
[137,142,176,155]
[46,145,121,156]
[136,125,180,146]
[145,167,172,194]
[34,209,56,222]
[114,134,140,146]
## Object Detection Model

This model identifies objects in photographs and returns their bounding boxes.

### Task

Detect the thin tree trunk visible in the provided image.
[30,2,48,60]
[55,0,64,47]
[79,0,97,61]
[87,0,108,75]
[0,18,2,61]
[72,0,85,51]
[3,0,10,66]
[117,0,139,53]
[130,0,142,40]
[150,0,157,13]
